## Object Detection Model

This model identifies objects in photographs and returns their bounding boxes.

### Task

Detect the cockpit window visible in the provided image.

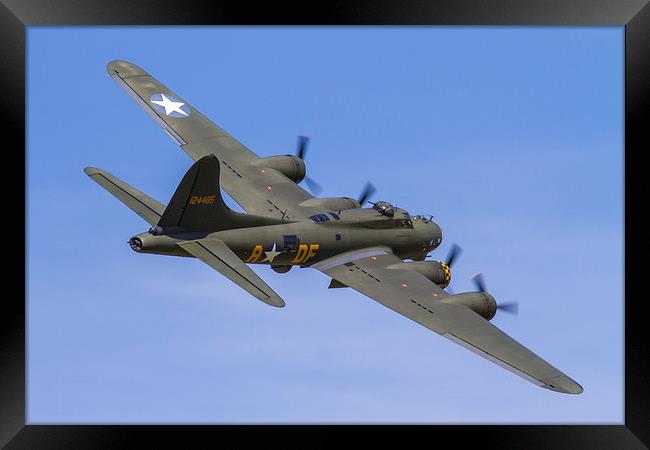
[309,214,330,223]
[413,215,432,223]
[310,212,341,223]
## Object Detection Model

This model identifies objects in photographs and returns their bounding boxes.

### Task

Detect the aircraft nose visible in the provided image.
[421,221,442,251]
[430,221,442,246]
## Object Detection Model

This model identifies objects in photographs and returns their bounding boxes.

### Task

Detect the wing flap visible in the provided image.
[312,248,582,394]
[178,238,285,308]
[84,167,165,226]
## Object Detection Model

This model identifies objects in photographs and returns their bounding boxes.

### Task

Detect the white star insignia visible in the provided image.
[261,243,281,263]
[151,93,189,117]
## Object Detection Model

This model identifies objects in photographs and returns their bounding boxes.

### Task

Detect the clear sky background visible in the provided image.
[27,27,623,423]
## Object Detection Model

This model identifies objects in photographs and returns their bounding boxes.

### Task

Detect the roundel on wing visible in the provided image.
[150,93,191,118]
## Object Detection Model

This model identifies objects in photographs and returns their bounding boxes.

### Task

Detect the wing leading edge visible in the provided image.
[106,60,321,219]
[311,247,583,394]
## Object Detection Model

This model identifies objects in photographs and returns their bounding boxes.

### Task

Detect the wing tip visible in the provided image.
[106,59,148,78]
[84,166,101,176]
[542,376,584,395]
[266,296,286,308]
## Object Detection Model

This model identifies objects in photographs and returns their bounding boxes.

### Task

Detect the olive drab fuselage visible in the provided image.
[130,205,443,267]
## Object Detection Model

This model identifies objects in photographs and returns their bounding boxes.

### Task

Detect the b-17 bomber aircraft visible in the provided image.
[86,60,583,395]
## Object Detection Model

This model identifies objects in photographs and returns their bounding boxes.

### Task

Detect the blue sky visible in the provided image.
[27,27,623,423]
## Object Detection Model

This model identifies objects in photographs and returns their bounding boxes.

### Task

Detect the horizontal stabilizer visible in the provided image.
[84,167,166,226]
[178,238,285,307]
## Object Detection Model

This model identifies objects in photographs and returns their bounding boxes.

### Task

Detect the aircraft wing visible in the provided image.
[178,238,285,308]
[107,60,320,220]
[311,247,583,394]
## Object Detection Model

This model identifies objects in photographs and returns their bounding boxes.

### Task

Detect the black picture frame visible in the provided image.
[3,1,647,448]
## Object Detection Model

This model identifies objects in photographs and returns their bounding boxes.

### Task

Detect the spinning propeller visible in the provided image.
[471,273,519,316]
[357,182,377,206]
[296,136,376,205]
[445,243,462,269]
[434,244,519,316]
[439,243,462,295]
[296,136,323,195]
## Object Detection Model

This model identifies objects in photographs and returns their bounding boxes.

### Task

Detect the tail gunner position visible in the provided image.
[85,60,583,395]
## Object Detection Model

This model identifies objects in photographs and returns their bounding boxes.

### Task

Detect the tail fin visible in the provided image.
[157,155,285,233]
[157,155,231,232]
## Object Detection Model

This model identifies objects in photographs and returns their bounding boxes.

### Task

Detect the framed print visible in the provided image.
[3,0,647,448]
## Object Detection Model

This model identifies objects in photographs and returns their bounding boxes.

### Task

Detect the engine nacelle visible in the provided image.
[387,260,451,288]
[251,155,306,183]
[440,292,497,321]
[298,197,360,211]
